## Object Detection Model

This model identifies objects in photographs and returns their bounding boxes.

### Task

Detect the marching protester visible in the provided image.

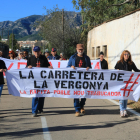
[0,59,7,97]
[15,49,19,57]
[23,51,28,60]
[0,50,3,57]
[60,53,66,60]
[48,48,60,60]
[115,50,140,117]
[99,51,108,69]
[15,51,24,60]
[67,44,91,117]
[44,51,50,59]
[27,46,53,117]
[28,52,32,58]
[9,50,16,60]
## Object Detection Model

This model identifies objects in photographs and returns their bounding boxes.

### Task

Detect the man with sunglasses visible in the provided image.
[67,44,91,117]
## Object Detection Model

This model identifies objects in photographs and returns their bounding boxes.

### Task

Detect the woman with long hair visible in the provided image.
[9,51,16,60]
[115,50,140,117]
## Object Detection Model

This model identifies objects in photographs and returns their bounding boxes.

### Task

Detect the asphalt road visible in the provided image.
[1,83,140,140]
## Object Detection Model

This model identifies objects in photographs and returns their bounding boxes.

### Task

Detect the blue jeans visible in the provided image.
[0,85,4,97]
[119,100,128,111]
[32,97,45,114]
[74,98,86,112]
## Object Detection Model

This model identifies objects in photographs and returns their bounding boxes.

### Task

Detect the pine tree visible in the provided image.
[9,33,19,51]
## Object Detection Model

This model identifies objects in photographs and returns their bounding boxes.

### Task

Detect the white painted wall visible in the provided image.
[87,10,140,69]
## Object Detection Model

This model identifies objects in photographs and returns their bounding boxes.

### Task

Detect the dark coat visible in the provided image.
[27,55,50,68]
[0,60,7,85]
[100,59,108,69]
[115,61,140,72]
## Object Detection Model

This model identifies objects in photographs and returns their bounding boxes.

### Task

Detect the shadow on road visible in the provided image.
[0,128,43,138]
[48,119,137,132]
[0,119,137,138]
[43,108,121,116]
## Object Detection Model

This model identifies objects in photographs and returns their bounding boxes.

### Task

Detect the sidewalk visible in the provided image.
[1,83,140,140]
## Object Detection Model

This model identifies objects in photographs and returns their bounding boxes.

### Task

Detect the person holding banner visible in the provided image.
[67,44,91,117]
[48,48,60,60]
[27,46,53,117]
[115,50,140,117]
[99,52,108,69]
[0,60,7,97]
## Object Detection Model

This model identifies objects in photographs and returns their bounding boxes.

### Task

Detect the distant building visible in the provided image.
[1,39,8,42]
[87,9,140,69]
[18,41,36,48]
[17,40,48,53]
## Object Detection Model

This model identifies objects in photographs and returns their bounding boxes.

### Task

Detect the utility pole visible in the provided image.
[62,9,64,54]
[12,29,13,50]
[8,30,9,47]
[2,28,4,40]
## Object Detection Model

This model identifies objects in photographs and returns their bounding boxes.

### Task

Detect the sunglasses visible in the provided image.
[124,54,130,56]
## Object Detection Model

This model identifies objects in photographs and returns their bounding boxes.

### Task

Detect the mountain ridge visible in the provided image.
[0,12,82,41]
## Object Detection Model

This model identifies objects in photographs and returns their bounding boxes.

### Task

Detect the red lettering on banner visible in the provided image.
[54,90,70,95]
[19,90,27,94]
[74,91,84,95]
[49,62,53,66]
[7,63,14,70]
[3,62,14,76]
[30,90,50,94]
[111,92,114,96]
[91,62,93,65]
[30,90,37,94]
[44,90,50,94]
[94,62,100,69]
[58,62,61,68]
[17,62,27,69]
[121,74,140,97]
[87,91,121,96]
[37,90,40,94]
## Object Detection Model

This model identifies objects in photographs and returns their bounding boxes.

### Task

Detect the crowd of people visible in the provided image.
[1,47,66,61]
[0,44,140,118]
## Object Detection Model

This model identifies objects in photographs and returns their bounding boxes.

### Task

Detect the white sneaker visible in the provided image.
[120,111,124,118]
[124,110,128,117]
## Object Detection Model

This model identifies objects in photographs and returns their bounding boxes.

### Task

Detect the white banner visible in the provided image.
[6,68,140,101]
[0,57,101,71]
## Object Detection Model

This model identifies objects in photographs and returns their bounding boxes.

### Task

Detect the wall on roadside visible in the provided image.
[87,10,140,69]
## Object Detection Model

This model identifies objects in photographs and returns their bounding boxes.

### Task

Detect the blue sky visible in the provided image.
[0,0,80,22]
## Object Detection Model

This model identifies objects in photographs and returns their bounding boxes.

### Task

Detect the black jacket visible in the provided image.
[115,61,140,72]
[27,55,50,68]
[0,60,7,85]
[100,59,108,69]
